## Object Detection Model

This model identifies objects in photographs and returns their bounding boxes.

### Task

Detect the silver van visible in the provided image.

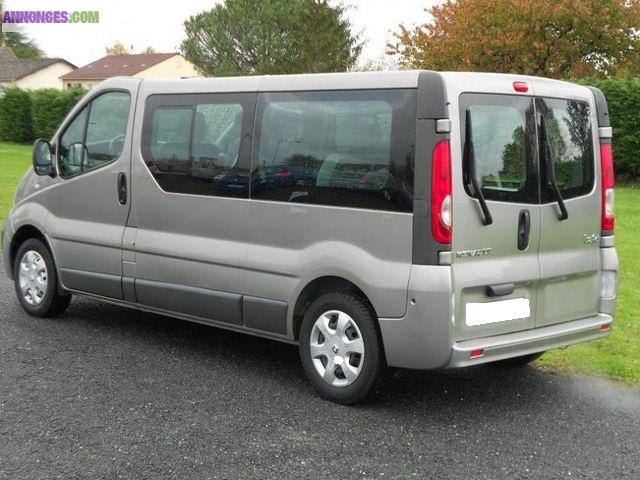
[2,72,618,403]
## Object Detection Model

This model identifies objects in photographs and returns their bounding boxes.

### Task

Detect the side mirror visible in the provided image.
[32,138,56,177]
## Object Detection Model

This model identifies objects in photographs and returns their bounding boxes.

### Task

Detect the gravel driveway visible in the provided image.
[1,275,639,479]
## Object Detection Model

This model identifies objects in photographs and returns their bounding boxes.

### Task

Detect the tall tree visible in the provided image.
[3,32,43,58]
[388,0,640,78]
[181,0,361,76]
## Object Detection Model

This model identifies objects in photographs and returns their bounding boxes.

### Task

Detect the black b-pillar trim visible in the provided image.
[413,71,450,266]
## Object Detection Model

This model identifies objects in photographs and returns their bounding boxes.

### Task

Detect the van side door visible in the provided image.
[45,80,139,299]
[127,90,256,325]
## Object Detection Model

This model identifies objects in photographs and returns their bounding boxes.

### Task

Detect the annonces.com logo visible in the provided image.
[1,10,99,32]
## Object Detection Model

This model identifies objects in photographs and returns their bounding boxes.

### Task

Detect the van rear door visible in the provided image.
[451,83,541,341]
[532,80,601,327]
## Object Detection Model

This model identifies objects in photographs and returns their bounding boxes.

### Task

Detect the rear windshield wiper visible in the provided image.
[463,109,493,226]
[540,115,569,221]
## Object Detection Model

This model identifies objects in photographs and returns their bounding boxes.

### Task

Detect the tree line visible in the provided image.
[5,0,640,77]
[180,0,640,78]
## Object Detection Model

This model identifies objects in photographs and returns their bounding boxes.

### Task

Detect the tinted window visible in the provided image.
[460,94,538,203]
[85,92,130,168]
[141,94,253,198]
[252,89,416,212]
[59,91,131,178]
[538,98,594,201]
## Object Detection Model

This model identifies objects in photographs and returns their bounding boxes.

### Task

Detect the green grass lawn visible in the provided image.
[0,141,637,387]
[0,142,31,227]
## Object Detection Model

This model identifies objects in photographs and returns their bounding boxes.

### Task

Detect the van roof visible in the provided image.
[126,70,421,93]
[100,70,588,95]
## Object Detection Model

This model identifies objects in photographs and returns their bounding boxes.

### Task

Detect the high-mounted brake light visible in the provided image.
[513,81,529,93]
[600,142,615,234]
[431,140,452,244]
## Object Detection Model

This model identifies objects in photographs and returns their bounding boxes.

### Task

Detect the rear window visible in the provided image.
[252,89,417,212]
[460,94,538,204]
[537,98,594,201]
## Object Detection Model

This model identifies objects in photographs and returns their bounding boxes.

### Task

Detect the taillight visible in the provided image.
[431,140,452,244]
[600,142,614,234]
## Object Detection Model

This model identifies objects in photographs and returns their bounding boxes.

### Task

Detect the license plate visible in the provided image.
[465,298,530,326]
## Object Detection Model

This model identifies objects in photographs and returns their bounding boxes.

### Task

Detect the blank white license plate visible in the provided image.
[465,298,530,326]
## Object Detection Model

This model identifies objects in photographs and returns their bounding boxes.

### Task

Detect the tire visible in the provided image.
[299,292,384,405]
[493,352,544,368]
[13,238,71,318]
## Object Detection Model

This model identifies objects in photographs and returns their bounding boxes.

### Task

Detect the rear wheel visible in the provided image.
[13,238,71,317]
[494,352,544,367]
[299,292,384,404]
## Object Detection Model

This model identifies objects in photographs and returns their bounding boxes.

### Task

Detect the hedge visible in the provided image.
[0,86,33,143]
[0,85,86,144]
[582,77,640,179]
[30,87,87,140]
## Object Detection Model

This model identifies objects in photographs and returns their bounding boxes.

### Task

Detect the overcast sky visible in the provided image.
[4,0,438,67]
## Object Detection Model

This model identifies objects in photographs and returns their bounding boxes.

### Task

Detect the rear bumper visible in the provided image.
[448,313,612,368]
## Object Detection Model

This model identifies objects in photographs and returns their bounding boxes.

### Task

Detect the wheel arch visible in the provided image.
[291,275,378,342]
[8,225,52,280]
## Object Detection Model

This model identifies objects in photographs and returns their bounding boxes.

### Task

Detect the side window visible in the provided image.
[141,94,252,198]
[59,91,131,178]
[538,98,594,201]
[252,89,416,212]
[460,94,537,203]
[85,92,130,169]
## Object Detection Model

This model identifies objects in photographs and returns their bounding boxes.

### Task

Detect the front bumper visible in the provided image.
[448,313,612,368]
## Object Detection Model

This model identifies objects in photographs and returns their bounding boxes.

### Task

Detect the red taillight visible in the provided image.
[513,81,529,93]
[277,168,292,177]
[600,142,614,234]
[431,140,452,244]
[600,323,611,333]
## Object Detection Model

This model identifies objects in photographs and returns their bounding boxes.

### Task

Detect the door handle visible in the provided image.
[517,209,530,251]
[117,172,127,205]
[486,283,515,297]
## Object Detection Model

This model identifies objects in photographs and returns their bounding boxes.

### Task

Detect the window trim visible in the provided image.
[57,88,132,180]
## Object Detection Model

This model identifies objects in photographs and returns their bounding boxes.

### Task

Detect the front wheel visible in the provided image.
[299,292,384,404]
[14,238,71,317]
